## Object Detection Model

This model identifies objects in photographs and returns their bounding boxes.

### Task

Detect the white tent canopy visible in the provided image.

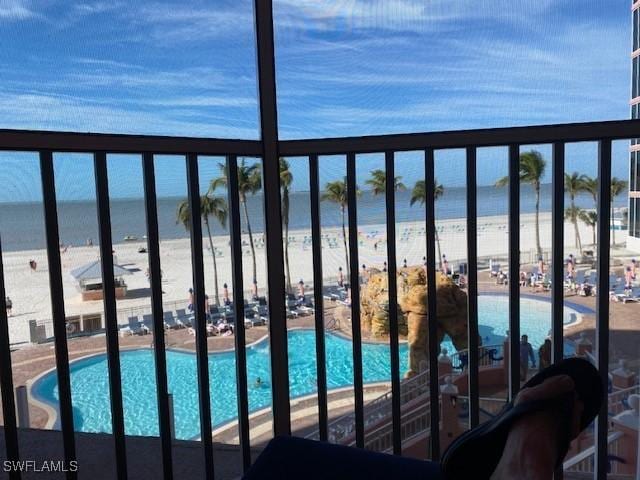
[71,260,131,283]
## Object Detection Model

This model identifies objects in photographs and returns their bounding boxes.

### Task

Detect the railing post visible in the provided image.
[15,386,29,428]
[253,0,291,435]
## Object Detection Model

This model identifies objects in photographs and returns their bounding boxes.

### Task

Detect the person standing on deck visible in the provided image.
[223,283,231,306]
[188,288,194,312]
[5,297,12,317]
[251,278,259,301]
[441,254,450,275]
[520,334,536,381]
[337,267,344,287]
[297,280,305,306]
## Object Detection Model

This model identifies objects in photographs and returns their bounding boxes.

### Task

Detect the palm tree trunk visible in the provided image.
[534,183,542,257]
[611,202,616,246]
[204,218,220,306]
[242,198,257,283]
[341,206,349,273]
[574,218,582,253]
[283,189,292,293]
[571,198,582,252]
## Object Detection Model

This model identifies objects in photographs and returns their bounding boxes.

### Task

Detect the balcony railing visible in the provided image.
[0,118,639,480]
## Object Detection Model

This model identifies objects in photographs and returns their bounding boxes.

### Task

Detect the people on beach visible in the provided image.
[361,264,367,283]
[223,283,231,306]
[5,297,12,317]
[382,261,387,272]
[337,267,344,287]
[403,258,407,269]
[29,259,37,272]
[520,334,536,381]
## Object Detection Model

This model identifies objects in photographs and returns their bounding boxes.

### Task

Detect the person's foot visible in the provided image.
[490,375,584,480]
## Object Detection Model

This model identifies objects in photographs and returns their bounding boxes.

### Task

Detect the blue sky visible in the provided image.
[0,0,633,199]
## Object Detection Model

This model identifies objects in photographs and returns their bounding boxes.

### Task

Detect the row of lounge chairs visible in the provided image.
[119,294,315,337]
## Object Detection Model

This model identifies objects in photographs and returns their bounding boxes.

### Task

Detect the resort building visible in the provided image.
[629,1,640,250]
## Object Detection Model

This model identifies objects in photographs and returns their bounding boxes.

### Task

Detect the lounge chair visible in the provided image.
[175,308,192,327]
[163,311,178,329]
[120,316,147,335]
[209,306,224,323]
[490,263,500,277]
[613,285,640,303]
[142,314,154,333]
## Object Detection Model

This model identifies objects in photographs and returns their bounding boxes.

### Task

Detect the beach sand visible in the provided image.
[2,211,624,345]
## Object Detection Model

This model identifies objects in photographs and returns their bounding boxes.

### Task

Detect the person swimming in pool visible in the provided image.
[254,377,263,388]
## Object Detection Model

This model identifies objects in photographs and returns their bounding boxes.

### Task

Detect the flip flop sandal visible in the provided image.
[441,357,603,480]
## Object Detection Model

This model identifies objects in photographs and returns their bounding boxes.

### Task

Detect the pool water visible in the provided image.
[31,295,583,439]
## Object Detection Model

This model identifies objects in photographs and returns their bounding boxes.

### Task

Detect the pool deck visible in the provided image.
[3,269,639,433]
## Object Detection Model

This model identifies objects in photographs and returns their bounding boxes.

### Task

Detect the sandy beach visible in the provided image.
[2,211,622,345]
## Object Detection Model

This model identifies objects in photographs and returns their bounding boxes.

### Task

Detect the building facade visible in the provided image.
[629,1,640,251]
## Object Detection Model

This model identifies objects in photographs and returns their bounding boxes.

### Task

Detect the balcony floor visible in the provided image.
[0,427,262,479]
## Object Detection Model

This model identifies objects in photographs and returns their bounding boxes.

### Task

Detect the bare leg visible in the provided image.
[491,375,584,480]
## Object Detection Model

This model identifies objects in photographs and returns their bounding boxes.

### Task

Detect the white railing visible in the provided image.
[609,385,640,415]
[322,367,431,443]
[563,432,625,474]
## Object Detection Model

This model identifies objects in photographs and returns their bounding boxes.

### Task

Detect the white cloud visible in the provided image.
[0,0,34,20]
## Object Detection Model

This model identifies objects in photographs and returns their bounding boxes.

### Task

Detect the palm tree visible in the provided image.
[495,150,546,257]
[579,210,597,246]
[280,158,293,293]
[410,179,445,267]
[564,172,588,253]
[211,158,262,283]
[565,205,584,252]
[573,175,627,245]
[177,194,228,305]
[610,177,628,246]
[321,179,360,272]
[365,169,406,195]
[581,176,598,206]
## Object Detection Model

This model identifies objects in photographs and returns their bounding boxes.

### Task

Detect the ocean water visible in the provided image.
[0,184,624,252]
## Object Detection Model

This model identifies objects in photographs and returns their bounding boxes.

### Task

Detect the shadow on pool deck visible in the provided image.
[0,427,265,479]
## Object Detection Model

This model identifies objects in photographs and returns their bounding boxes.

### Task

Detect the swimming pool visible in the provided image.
[31,295,585,439]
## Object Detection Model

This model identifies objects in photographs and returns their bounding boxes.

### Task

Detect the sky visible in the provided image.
[0,0,633,200]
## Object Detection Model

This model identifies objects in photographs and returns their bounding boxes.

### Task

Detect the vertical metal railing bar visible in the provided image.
[346,152,365,448]
[383,150,402,455]
[594,139,612,480]
[551,143,565,365]
[551,142,565,480]
[0,235,20,480]
[424,148,441,460]
[465,146,480,429]
[185,153,215,480]
[508,144,521,399]
[253,0,292,436]
[141,152,173,480]
[93,152,128,479]
[309,154,329,442]
[39,151,77,480]
[226,155,252,471]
